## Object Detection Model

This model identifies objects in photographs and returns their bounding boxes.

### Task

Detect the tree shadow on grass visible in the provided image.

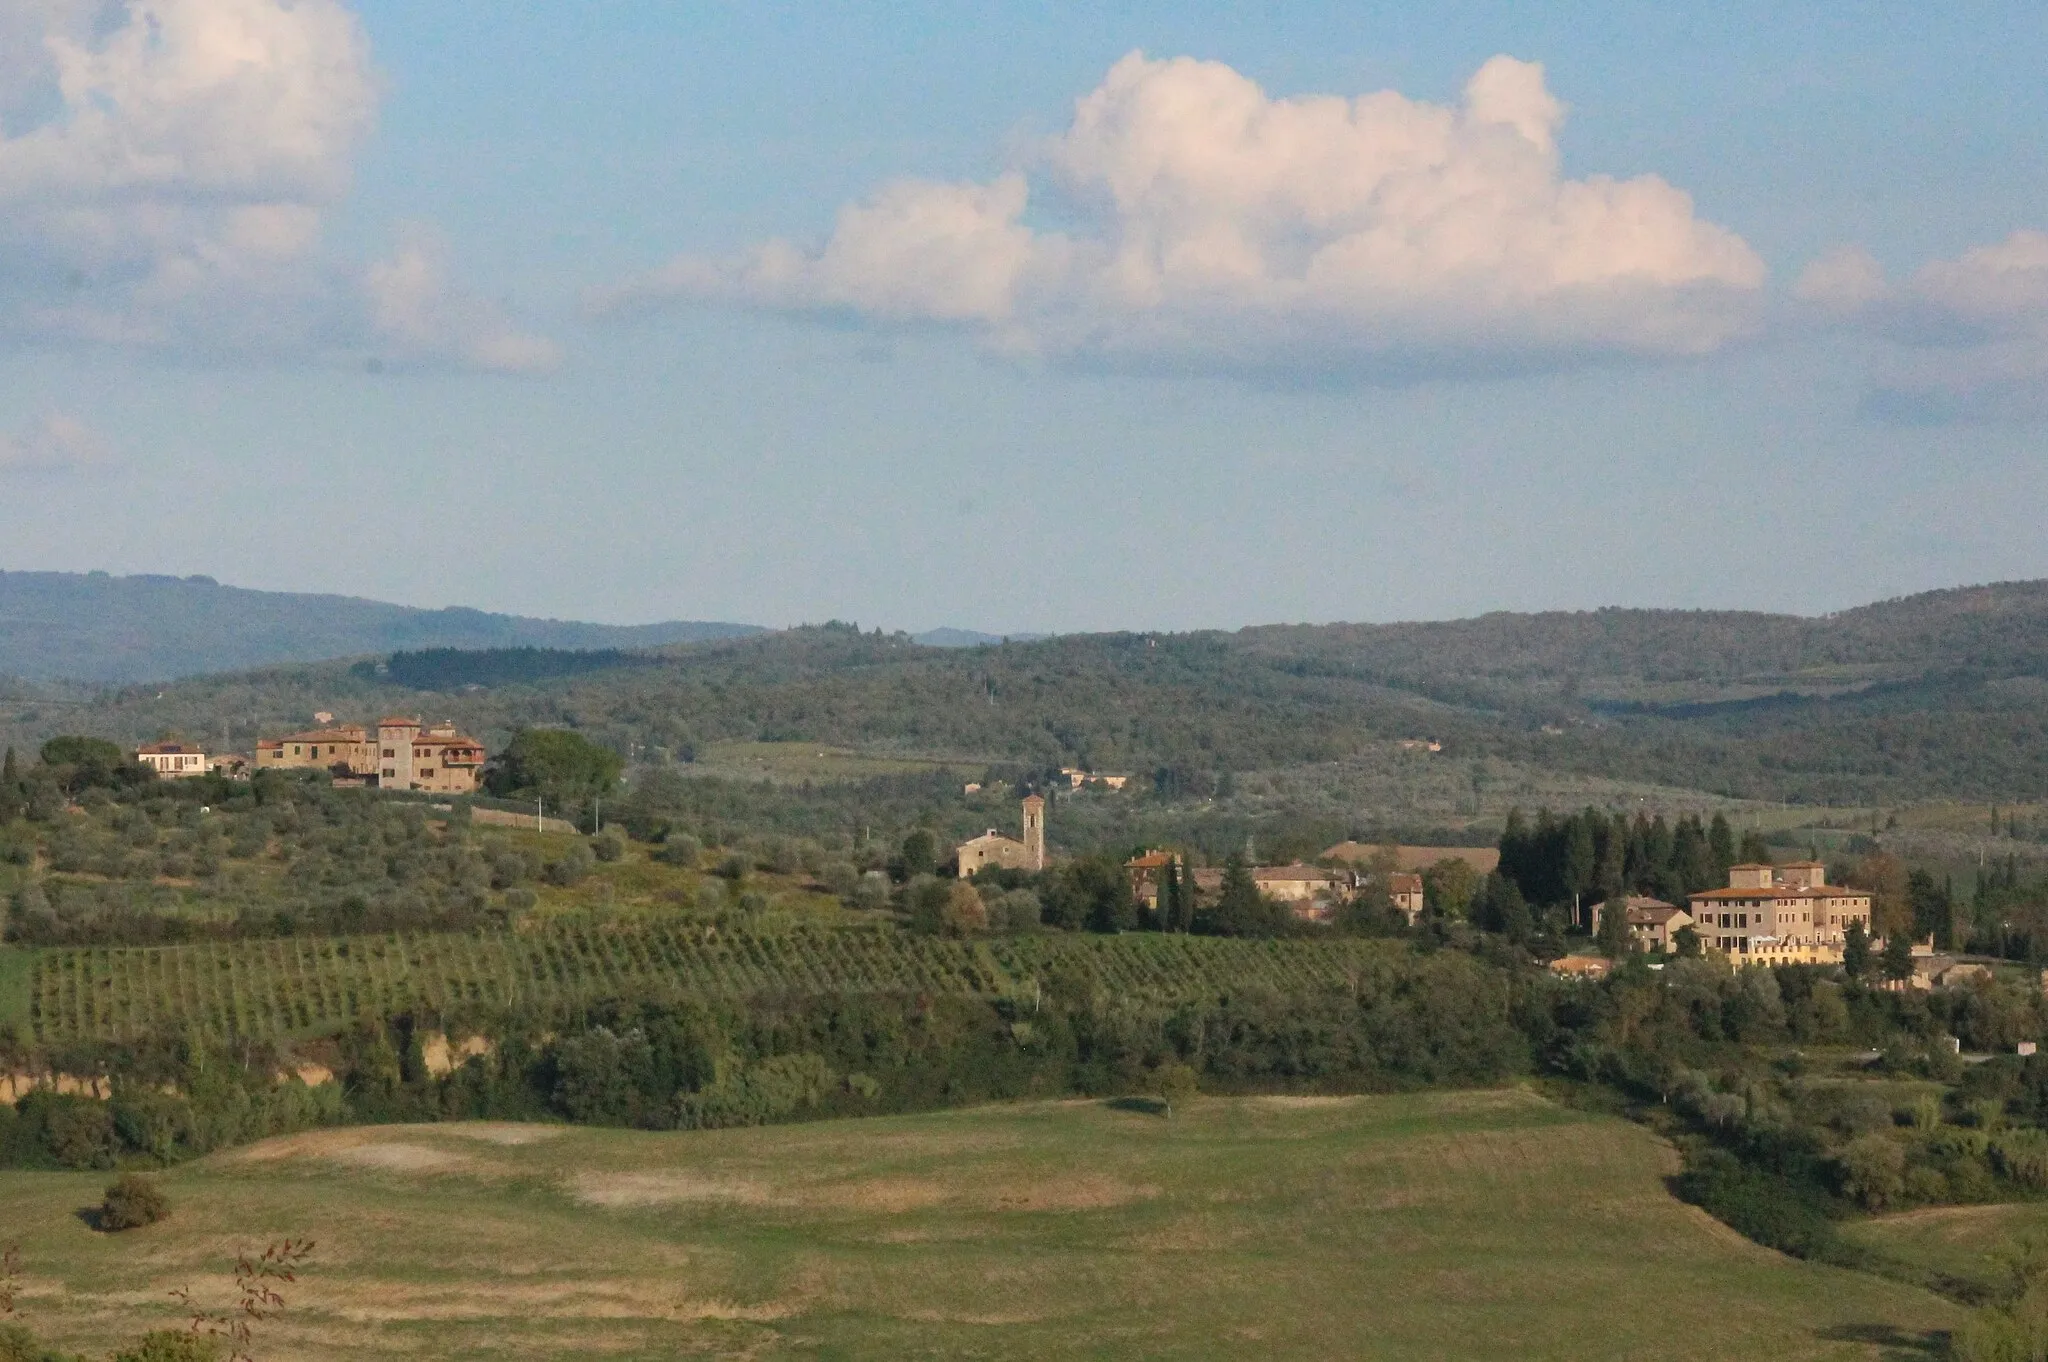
[1104,1096,1168,1117]
[1812,1323,1950,1359]
[72,1205,105,1232]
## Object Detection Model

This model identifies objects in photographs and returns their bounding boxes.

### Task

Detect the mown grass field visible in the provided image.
[0,1089,1959,1360]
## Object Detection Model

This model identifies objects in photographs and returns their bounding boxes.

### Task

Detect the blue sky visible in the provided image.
[1,1,2045,632]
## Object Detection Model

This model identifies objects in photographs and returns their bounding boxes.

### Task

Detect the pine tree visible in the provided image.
[1,747,15,785]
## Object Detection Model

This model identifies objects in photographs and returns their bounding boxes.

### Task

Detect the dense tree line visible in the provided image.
[1496,806,1766,909]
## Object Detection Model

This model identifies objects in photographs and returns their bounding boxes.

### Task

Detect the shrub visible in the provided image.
[1837,1134,1907,1209]
[655,834,701,868]
[589,828,627,863]
[99,1173,171,1231]
[111,1332,220,1362]
[545,843,594,888]
[1992,1130,2048,1190]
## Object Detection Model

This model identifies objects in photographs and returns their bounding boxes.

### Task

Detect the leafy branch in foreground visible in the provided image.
[169,1240,313,1362]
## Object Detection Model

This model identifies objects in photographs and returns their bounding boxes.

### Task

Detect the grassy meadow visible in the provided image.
[0,1089,1960,1360]
[1847,1201,2048,1299]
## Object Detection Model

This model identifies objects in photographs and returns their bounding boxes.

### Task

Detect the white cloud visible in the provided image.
[1797,231,2048,419]
[0,0,376,347]
[0,413,113,473]
[599,52,1766,377]
[0,0,559,373]
[364,231,563,374]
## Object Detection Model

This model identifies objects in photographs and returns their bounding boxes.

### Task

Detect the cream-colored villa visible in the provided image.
[1686,861,1874,964]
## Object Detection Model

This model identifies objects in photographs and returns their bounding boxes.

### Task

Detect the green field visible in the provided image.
[20,929,1409,1046]
[0,1089,1959,1360]
[1846,1201,2048,1299]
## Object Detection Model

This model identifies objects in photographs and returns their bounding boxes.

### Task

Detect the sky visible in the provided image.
[1,1,2046,634]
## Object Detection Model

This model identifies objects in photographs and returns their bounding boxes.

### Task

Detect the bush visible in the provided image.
[1836,1134,1907,1209]
[99,1173,170,1230]
[545,843,595,888]
[111,1332,221,1362]
[655,834,701,868]
[589,828,627,863]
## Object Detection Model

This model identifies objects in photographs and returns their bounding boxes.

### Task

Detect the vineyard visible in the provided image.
[21,928,1406,1046]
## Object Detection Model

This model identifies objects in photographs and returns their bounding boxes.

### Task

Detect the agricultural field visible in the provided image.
[0,944,30,1036]
[18,929,1411,1046]
[0,1088,1961,1361]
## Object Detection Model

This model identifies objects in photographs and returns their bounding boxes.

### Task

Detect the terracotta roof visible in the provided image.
[1388,873,1424,894]
[1322,842,1500,874]
[378,716,421,728]
[1628,904,1689,925]
[136,742,203,755]
[1728,862,1773,871]
[1126,851,1177,870]
[1690,885,1869,902]
[1253,863,1343,883]
[957,832,1023,849]
[1781,860,1827,869]
[275,727,368,745]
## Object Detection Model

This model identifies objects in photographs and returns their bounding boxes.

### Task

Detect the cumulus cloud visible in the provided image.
[364,231,563,374]
[598,53,1766,377]
[1797,231,2048,419]
[0,413,113,473]
[0,0,376,346]
[0,0,558,372]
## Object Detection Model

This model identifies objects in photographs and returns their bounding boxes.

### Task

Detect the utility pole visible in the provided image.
[594,796,601,834]
[536,795,543,833]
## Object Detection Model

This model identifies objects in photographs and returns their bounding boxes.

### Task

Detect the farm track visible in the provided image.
[23,928,1405,1045]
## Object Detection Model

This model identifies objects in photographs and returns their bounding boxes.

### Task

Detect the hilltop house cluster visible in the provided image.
[1589,860,1875,965]
[952,803,1433,925]
[131,715,488,795]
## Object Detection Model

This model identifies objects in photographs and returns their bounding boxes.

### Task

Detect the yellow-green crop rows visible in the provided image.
[24,929,1402,1046]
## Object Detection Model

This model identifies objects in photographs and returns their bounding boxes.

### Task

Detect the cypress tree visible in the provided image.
[1707,813,1736,882]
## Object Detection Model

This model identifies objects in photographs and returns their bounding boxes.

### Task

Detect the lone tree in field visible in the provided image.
[99,1173,171,1231]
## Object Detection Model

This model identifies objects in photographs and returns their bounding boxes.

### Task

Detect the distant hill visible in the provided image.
[10,578,2048,805]
[0,571,764,682]
[912,627,1052,648]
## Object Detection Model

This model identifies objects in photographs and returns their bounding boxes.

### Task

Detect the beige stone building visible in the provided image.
[955,796,1047,875]
[135,741,209,778]
[1590,895,1694,952]
[1387,872,1426,924]
[257,724,374,774]
[1686,861,1873,963]
[257,716,485,794]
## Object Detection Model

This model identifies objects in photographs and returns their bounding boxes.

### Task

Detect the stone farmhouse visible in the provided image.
[257,715,487,794]
[1590,895,1694,952]
[1684,861,1873,964]
[954,796,1047,875]
[135,741,208,778]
